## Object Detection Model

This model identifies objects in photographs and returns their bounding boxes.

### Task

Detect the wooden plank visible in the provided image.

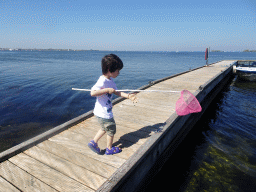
[166,71,215,80]
[8,153,94,192]
[148,81,199,91]
[73,121,153,145]
[48,135,126,168]
[37,140,116,178]
[76,109,161,129]
[0,160,57,192]
[74,116,161,134]
[23,146,106,190]
[119,101,172,114]
[52,118,145,159]
[113,108,168,124]
[114,102,172,119]
[179,70,220,77]
[117,115,159,129]
[0,176,20,192]
[132,96,175,107]
[162,79,203,88]
[124,91,172,103]
[76,100,170,129]
[54,128,141,160]
[118,93,174,109]
[115,119,164,133]
[137,91,178,101]
[117,108,171,122]
[163,75,205,83]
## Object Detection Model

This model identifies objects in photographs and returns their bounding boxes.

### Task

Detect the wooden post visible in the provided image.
[205,48,209,66]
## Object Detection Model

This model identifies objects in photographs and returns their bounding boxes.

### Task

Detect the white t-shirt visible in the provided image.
[91,76,117,119]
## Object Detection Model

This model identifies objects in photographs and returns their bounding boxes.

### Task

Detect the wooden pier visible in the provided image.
[0,60,237,192]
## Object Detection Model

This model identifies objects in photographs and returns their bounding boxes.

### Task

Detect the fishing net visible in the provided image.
[175,90,202,116]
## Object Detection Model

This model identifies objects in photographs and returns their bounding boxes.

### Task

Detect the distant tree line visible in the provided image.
[211,49,256,52]
[243,49,256,52]
[0,48,99,51]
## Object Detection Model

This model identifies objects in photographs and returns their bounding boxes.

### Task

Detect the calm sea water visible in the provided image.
[145,76,256,192]
[1,51,256,191]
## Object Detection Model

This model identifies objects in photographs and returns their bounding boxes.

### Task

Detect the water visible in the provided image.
[1,50,256,190]
[144,77,256,191]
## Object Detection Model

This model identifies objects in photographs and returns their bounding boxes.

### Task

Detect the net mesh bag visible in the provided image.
[175,90,202,116]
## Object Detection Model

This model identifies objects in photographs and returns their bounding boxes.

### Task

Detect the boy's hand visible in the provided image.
[107,88,116,95]
[128,93,138,103]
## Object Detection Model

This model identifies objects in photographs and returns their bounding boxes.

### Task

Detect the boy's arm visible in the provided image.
[91,89,138,103]
[115,92,138,103]
[90,88,116,97]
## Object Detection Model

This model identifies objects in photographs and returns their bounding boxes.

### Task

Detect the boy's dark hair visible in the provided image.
[101,54,123,75]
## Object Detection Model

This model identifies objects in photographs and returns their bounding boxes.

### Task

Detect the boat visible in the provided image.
[235,61,256,81]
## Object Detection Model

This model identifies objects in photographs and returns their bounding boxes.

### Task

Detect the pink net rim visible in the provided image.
[175,90,202,116]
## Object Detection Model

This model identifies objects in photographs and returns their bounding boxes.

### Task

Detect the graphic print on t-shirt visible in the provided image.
[92,76,117,119]
[106,93,112,113]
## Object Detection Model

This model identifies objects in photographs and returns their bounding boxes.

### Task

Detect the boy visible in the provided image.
[88,54,137,155]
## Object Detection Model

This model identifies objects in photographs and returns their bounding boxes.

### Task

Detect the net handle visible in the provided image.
[72,88,202,116]
[72,88,180,93]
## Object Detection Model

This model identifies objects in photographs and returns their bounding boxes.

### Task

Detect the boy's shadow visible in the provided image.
[112,122,166,150]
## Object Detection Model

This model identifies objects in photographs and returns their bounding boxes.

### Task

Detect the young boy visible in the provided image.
[88,54,137,155]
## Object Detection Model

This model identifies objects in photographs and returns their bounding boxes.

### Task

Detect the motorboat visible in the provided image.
[235,61,256,81]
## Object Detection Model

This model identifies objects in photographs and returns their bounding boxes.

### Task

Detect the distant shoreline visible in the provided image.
[0,48,99,52]
[1,48,256,52]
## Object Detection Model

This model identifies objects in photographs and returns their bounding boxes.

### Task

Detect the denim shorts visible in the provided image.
[96,116,116,136]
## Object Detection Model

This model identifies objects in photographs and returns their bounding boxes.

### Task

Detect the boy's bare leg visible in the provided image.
[93,129,106,143]
[107,135,114,149]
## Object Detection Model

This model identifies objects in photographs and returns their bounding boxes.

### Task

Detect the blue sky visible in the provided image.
[1,0,255,51]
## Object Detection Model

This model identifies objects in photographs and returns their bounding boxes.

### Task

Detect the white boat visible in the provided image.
[236,61,256,81]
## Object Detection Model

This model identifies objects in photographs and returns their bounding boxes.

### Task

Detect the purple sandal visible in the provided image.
[88,140,100,154]
[105,147,122,155]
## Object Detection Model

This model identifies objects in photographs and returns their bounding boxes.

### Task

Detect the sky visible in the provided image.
[1,0,255,51]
